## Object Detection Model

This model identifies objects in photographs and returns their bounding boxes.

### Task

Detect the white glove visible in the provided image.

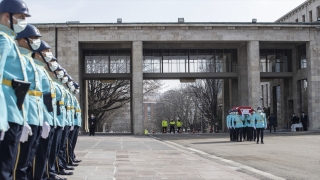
[41,122,51,139]
[254,126,256,130]
[20,123,32,143]
[265,125,267,129]
[70,126,74,131]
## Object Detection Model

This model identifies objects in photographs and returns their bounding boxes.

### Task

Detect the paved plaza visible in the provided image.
[65,131,320,180]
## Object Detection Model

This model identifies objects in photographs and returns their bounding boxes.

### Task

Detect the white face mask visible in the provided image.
[67,81,73,87]
[75,89,80,94]
[61,76,68,83]
[70,85,75,92]
[43,52,53,62]
[11,16,27,33]
[302,113,305,116]
[56,70,64,79]
[91,115,94,118]
[29,38,41,50]
[258,110,262,113]
[49,61,59,71]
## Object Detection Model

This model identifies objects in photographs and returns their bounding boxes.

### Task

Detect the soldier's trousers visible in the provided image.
[57,126,70,170]
[70,126,80,162]
[235,128,243,141]
[256,128,264,142]
[243,127,248,140]
[67,127,77,164]
[0,122,22,180]
[253,128,257,140]
[48,126,63,177]
[229,128,233,141]
[15,125,42,180]
[33,126,55,180]
[247,127,253,141]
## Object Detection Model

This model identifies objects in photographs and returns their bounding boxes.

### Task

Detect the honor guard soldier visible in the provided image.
[66,82,79,167]
[241,113,251,141]
[55,73,74,175]
[226,110,233,141]
[233,110,243,142]
[254,107,267,144]
[47,75,68,180]
[32,40,60,179]
[246,112,254,141]
[0,0,32,179]
[162,119,168,133]
[15,24,45,180]
[69,82,82,163]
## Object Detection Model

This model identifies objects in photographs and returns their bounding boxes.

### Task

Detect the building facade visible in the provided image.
[35,0,320,134]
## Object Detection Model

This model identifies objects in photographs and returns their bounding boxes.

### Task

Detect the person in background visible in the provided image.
[161,119,168,133]
[169,119,175,134]
[89,114,96,136]
[300,112,308,131]
[268,113,277,133]
[176,119,182,133]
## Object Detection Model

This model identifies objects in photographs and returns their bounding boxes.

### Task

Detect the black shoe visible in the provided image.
[73,159,82,163]
[256,141,259,144]
[68,163,79,166]
[50,175,67,180]
[261,141,264,144]
[65,166,74,170]
[57,170,73,175]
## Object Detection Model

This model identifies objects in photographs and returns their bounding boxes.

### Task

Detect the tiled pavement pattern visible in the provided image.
[63,135,257,180]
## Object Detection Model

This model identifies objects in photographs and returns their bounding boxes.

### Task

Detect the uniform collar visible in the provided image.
[0,24,16,38]
[34,58,46,67]
[18,47,32,56]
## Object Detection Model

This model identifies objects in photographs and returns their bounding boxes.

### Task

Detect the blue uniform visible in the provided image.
[73,95,81,127]
[34,59,55,126]
[226,114,231,128]
[254,113,267,128]
[54,82,66,127]
[0,24,28,126]
[20,47,43,126]
[233,114,243,128]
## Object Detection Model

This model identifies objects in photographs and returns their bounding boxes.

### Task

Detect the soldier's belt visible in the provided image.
[59,101,64,105]
[67,106,71,110]
[2,79,12,87]
[51,93,56,98]
[28,90,42,96]
[71,106,74,109]
[257,120,263,122]
[76,109,81,112]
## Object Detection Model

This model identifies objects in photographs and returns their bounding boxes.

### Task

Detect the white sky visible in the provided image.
[24,0,305,92]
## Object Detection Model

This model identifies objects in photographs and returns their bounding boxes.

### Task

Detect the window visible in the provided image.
[317,6,320,19]
[259,49,292,72]
[297,45,307,69]
[147,103,151,116]
[84,49,131,74]
[143,49,238,73]
[295,18,298,23]
[302,15,305,22]
[309,11,313,22]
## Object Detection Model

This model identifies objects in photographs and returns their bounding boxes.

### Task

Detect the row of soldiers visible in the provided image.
[0,0,82,180]
[226,107,267,144]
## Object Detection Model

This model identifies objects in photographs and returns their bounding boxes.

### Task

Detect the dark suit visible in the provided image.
[301,114,308,131]
[269,115,277,132]
[89,117,96,136]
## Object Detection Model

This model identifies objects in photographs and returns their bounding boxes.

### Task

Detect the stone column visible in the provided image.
[306,38,320,130]
[238,41,260,109]
[131,41,144,135]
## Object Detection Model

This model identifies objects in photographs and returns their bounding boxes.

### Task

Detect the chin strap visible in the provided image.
[9,13,14,30]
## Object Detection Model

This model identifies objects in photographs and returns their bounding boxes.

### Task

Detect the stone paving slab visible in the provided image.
[61,135,258,180]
